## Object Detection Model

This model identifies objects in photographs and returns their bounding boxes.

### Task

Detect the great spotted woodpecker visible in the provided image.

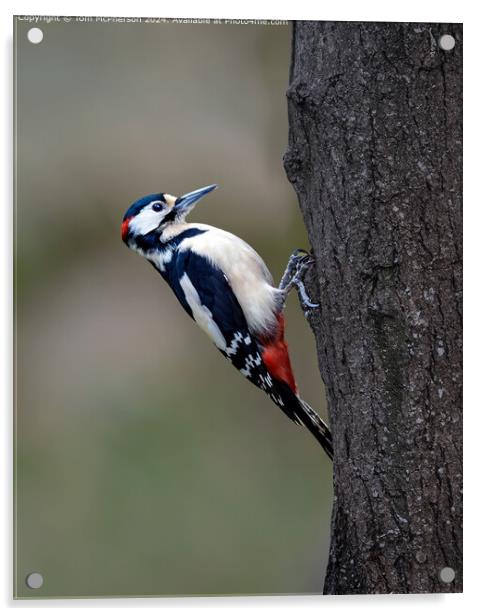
[121,185,333,460]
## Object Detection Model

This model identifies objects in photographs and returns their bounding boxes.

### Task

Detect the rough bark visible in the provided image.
[284,22,462,594]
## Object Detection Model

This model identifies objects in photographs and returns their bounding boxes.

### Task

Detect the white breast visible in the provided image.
[163,223,281,335]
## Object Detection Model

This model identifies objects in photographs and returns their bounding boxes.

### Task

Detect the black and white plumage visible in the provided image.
[121,185,333,459]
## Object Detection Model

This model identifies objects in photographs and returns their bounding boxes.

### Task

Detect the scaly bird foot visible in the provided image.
[278,249,320,312]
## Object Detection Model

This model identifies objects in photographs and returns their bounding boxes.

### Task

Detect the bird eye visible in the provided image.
[152,203,163,212]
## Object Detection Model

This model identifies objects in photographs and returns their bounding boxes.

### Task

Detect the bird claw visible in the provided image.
[279,248,320,312]
[296,280,320,312]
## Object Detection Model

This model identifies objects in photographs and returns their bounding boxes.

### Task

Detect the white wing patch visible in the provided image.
[167,223,281,336]
[179,273,227,351]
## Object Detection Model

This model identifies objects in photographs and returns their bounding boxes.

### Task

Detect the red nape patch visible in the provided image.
[261,314,297,393]
[121,217,132,242]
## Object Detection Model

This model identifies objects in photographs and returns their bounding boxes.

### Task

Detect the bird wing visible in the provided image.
[174,225,281,336]
[167,249,302,424]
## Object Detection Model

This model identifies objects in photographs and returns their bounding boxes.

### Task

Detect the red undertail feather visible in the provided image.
[260,314,297,393]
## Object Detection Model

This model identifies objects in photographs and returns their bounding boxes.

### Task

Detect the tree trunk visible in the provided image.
[284,21,462,594]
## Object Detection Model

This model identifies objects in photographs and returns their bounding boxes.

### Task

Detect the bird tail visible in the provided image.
[264,375,333,461]
[294,397,333,460]
[258,316,333,459]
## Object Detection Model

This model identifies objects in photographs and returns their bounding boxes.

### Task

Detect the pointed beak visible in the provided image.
[173,184,217,217]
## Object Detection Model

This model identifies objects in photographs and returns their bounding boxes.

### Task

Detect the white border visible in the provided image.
[2,1,477,613]
[1,0,468,22]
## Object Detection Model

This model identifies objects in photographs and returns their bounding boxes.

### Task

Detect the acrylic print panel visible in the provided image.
[14,17,462,598]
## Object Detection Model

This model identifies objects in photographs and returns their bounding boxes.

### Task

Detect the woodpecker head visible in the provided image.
[121,184,217,246]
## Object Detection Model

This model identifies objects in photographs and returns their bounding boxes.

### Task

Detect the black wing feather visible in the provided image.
[165,250,302,424]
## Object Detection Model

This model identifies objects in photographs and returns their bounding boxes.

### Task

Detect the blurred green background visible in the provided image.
[14,17,332,598]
